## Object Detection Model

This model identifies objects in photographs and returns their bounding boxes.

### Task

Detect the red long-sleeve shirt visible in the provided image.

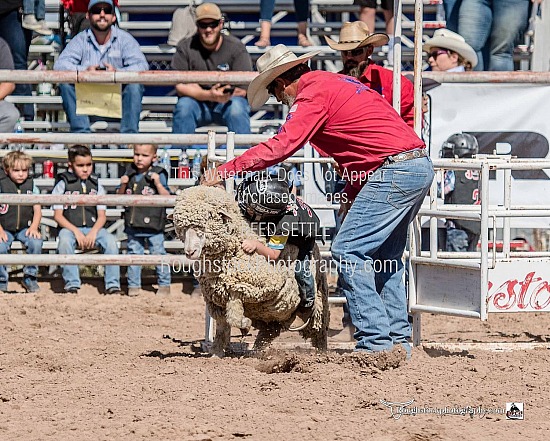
[61,0,119,13]
[358,63,415,129]
[218,70,425,198]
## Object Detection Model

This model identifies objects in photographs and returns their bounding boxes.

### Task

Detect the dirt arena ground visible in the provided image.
[1,279,549,440]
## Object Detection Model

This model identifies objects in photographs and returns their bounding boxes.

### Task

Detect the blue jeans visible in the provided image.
[331,157,434,353]
[442,0,461,32]
[446,227,479,252]
[58,227,120,290]
[126,228,171,288]
[0,10,33,119]
[458,0,529,71]
[0,228,43,286]
[23,0,45,19]
[260,0,310,22]
[59,83,144,133]
[172,96,251,146]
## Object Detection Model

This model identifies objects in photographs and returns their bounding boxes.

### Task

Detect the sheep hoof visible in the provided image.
[240,317,252,330]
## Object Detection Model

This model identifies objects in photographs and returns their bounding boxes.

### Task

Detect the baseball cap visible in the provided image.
[88,0,115,11]
[195,3,222,22]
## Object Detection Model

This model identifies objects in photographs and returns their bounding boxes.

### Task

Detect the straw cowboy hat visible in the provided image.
[247,44,320,109]
[423,29,478,68]
[324,21,389,51]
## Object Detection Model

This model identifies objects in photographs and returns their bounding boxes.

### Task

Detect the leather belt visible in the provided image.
[382,148,427,167]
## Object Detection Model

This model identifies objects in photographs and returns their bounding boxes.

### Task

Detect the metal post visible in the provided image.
[392,0,403,114]
[503,161,512,258]
[480,160,490,321]
[413,0,424,137]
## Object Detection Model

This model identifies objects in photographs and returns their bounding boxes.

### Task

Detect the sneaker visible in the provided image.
[156,286,171,296]
[35,20,52,36]
[22,14,42,31]
[22,276,40,293]
[127,287,141,297]
[0,283,8,293]
[64,287,79,294]
[105,287,123,295]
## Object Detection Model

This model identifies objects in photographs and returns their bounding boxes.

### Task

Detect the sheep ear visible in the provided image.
[219,209,235,234]
[219,209,232,224]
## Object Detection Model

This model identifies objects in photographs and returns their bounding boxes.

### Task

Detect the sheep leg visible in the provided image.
[226,298,252,331]
[253,322,282,351]
[211,317,231,358]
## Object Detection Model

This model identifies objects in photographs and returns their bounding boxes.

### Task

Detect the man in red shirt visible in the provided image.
[325,21,414,129]
[203,44,434,358]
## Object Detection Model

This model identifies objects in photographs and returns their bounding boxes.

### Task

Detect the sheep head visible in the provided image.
[172,185,251,260]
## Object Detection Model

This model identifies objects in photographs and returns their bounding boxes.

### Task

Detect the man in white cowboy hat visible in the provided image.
[423,29,478,72]
[325,21,414,128]
[203,44,435,359]
[171,3,253,144]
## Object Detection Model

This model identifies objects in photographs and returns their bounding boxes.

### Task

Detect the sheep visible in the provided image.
[172,185,329,356]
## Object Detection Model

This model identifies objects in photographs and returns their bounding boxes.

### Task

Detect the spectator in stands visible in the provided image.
[22,0,52,35]
[117,144,171,297]
[171,3,252,142]
[255,0,313,48]
[61,0,120,36]
[0,37,20,135]
[203,44,434,357]
[354,0,394,61]
[450,0,532,71]
[423,28,478,71]
[325,21,414,128]
[54,0,148,133]
[0,1,34,121]
[52,144,122,295]
[0,151,43,293]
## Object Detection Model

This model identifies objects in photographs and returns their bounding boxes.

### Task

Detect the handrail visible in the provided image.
[2,70,550,84]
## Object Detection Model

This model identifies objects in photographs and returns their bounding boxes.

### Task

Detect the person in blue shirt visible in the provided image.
[53,0,149,133]
[117,144,172,296]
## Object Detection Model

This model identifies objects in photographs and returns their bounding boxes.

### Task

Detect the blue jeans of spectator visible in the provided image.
[23,0,46,20]
[58,227,120,290]
[126,228,171,289]
[59,83,144,133]
[0,10,33,119]
[458,0,529,71]
[172,96,251,147]
[260,0,310,22]
[0,228,43,286]
[331,157,434,353]
[446,227,479,252]
[442,0,461,32]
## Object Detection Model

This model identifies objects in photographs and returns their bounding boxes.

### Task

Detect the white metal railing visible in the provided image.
[409,155,550,346]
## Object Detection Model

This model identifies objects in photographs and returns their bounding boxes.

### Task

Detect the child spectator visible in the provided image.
[0,151,43,293]
[236,173,320,313]
[52,145,122,295]
[117,144,171,296]
[22,0,52,35]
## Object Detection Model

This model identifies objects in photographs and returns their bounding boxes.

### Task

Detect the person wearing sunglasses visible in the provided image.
[325,21,415,129]
[54,0,149,134]
[171,3,253,148]
[202,44,434,360]
[423,29,478,72]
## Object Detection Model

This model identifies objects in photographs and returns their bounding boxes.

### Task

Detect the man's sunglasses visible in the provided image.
[197,20,221,29]
[428,49,449,59]
[89,5,114,15]
[342,47,366,57]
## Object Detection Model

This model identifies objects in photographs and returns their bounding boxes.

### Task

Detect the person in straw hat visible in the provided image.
[422,29,478,72]
[203,44,435,358]
[325,21,414,128]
